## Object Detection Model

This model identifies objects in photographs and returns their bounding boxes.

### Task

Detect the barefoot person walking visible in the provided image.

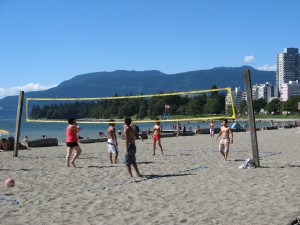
[124,117,142,177]
[216,119,233,161]
[107,119,118,164]
[209,120,215,138]
[152,120,163,156]
[65,117,82,167]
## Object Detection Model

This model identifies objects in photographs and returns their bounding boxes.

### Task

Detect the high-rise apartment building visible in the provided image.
[276,48,300,94]
[281,80,300,101]
[251,82,278,102]
[225,87,243,112]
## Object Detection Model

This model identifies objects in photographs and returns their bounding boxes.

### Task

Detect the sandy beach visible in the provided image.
[1,128,300,225]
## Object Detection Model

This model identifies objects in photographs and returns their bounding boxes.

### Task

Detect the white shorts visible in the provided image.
[107,139,118,154]
[219,138,230,153]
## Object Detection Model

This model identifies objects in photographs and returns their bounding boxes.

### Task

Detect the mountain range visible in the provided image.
[0,66,275,119]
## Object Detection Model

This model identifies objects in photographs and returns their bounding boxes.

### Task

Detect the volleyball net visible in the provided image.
[25,87,236,124]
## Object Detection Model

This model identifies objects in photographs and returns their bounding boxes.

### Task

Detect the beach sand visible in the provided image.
[1,128,300,225]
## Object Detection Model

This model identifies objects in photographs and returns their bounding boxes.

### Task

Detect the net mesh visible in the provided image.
[25,87,236,124]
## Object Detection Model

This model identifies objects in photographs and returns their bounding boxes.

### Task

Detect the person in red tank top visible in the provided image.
[65,117,82,167]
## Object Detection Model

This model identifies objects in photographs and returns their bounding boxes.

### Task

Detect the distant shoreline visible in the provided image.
[236,118,299,122]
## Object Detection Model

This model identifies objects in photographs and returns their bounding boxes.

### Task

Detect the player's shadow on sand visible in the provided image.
[163,154,192,157]
[143,173,192,180]
[0,168,32,171]
[232,159,245,162]
[278,164,300,168]
[88,165,122,168]
[138,161,154,164]
[250,164,300,169]
[20,156,47,159]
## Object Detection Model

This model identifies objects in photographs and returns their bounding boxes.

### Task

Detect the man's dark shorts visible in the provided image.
[124,143,136,166]
[66,142,79,148]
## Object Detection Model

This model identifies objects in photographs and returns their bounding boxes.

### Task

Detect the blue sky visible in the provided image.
[0,0,299,99]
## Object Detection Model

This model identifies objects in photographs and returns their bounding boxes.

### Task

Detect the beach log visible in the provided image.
[28,138,58,148]
[79,138,108,143]
[199,128,221,134]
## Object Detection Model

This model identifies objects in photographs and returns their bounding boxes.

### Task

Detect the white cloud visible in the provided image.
[0,83,58,99]
[256,64,276,71]
[244,55,255,63]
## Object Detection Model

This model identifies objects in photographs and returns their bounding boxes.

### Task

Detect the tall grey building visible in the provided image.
[276,48,300,94]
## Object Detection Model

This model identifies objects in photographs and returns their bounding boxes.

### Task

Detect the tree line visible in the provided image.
[29,87,228,120]
[237,95,300,115]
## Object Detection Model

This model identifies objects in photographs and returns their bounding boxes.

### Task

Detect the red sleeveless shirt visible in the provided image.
[66,125,78,142]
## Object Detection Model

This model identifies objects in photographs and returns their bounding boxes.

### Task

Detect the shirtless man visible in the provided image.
[209,120,215,138]
[216,119,233,161]
[107,119,118,164]
[152,121,163,156]
[124,117,142,177]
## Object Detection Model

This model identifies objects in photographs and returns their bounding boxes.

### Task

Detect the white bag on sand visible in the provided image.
[239,158,256,169]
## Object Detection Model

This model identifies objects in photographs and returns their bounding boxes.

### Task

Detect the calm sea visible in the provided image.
[0,119,216,141]
[0,118,272,142]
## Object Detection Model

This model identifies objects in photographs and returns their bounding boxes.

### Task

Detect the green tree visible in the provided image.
[204,98,222,114]
[265,98,282,115]
[282,96,300,113]
[210,85,218,98]
[238,100,247,115]
[252,98,267,114]
[137,99,148,119]
[186,97,201,116]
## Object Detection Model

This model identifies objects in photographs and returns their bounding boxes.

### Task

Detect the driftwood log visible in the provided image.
[199,128,221,134]
[28,138,58,148]
[79,138,108,144]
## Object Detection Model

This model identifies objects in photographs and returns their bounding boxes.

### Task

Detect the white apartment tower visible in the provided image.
[276,48,300,94]
[225,87,243,109]
[251,82,278,102]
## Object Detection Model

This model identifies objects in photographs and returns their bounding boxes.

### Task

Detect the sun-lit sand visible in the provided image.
[1,128,300,225]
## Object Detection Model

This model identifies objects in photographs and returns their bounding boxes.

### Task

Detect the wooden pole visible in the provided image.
[244,70,260,167]
[13,91,24,157]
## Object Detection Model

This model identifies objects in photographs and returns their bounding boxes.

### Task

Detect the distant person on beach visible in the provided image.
[107,119,118,164]
[176,122,181,137]
[136,125,144,141]
[152,120,163,156]
[216,119,233,161]
[124,117,142,178]
[118,128,122,138]
[194,125,200,134]
[182,124,186,133]
[21,136,29,148]
[65,117,82,167]
[209,121,215,138]
[99,131,105,138]
[131,123,143,141]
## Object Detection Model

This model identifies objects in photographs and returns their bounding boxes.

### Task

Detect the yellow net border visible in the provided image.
[26,87,236,124]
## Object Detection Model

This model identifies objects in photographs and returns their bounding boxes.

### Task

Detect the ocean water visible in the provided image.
[0,118,273,142]
[0,119,217,141]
